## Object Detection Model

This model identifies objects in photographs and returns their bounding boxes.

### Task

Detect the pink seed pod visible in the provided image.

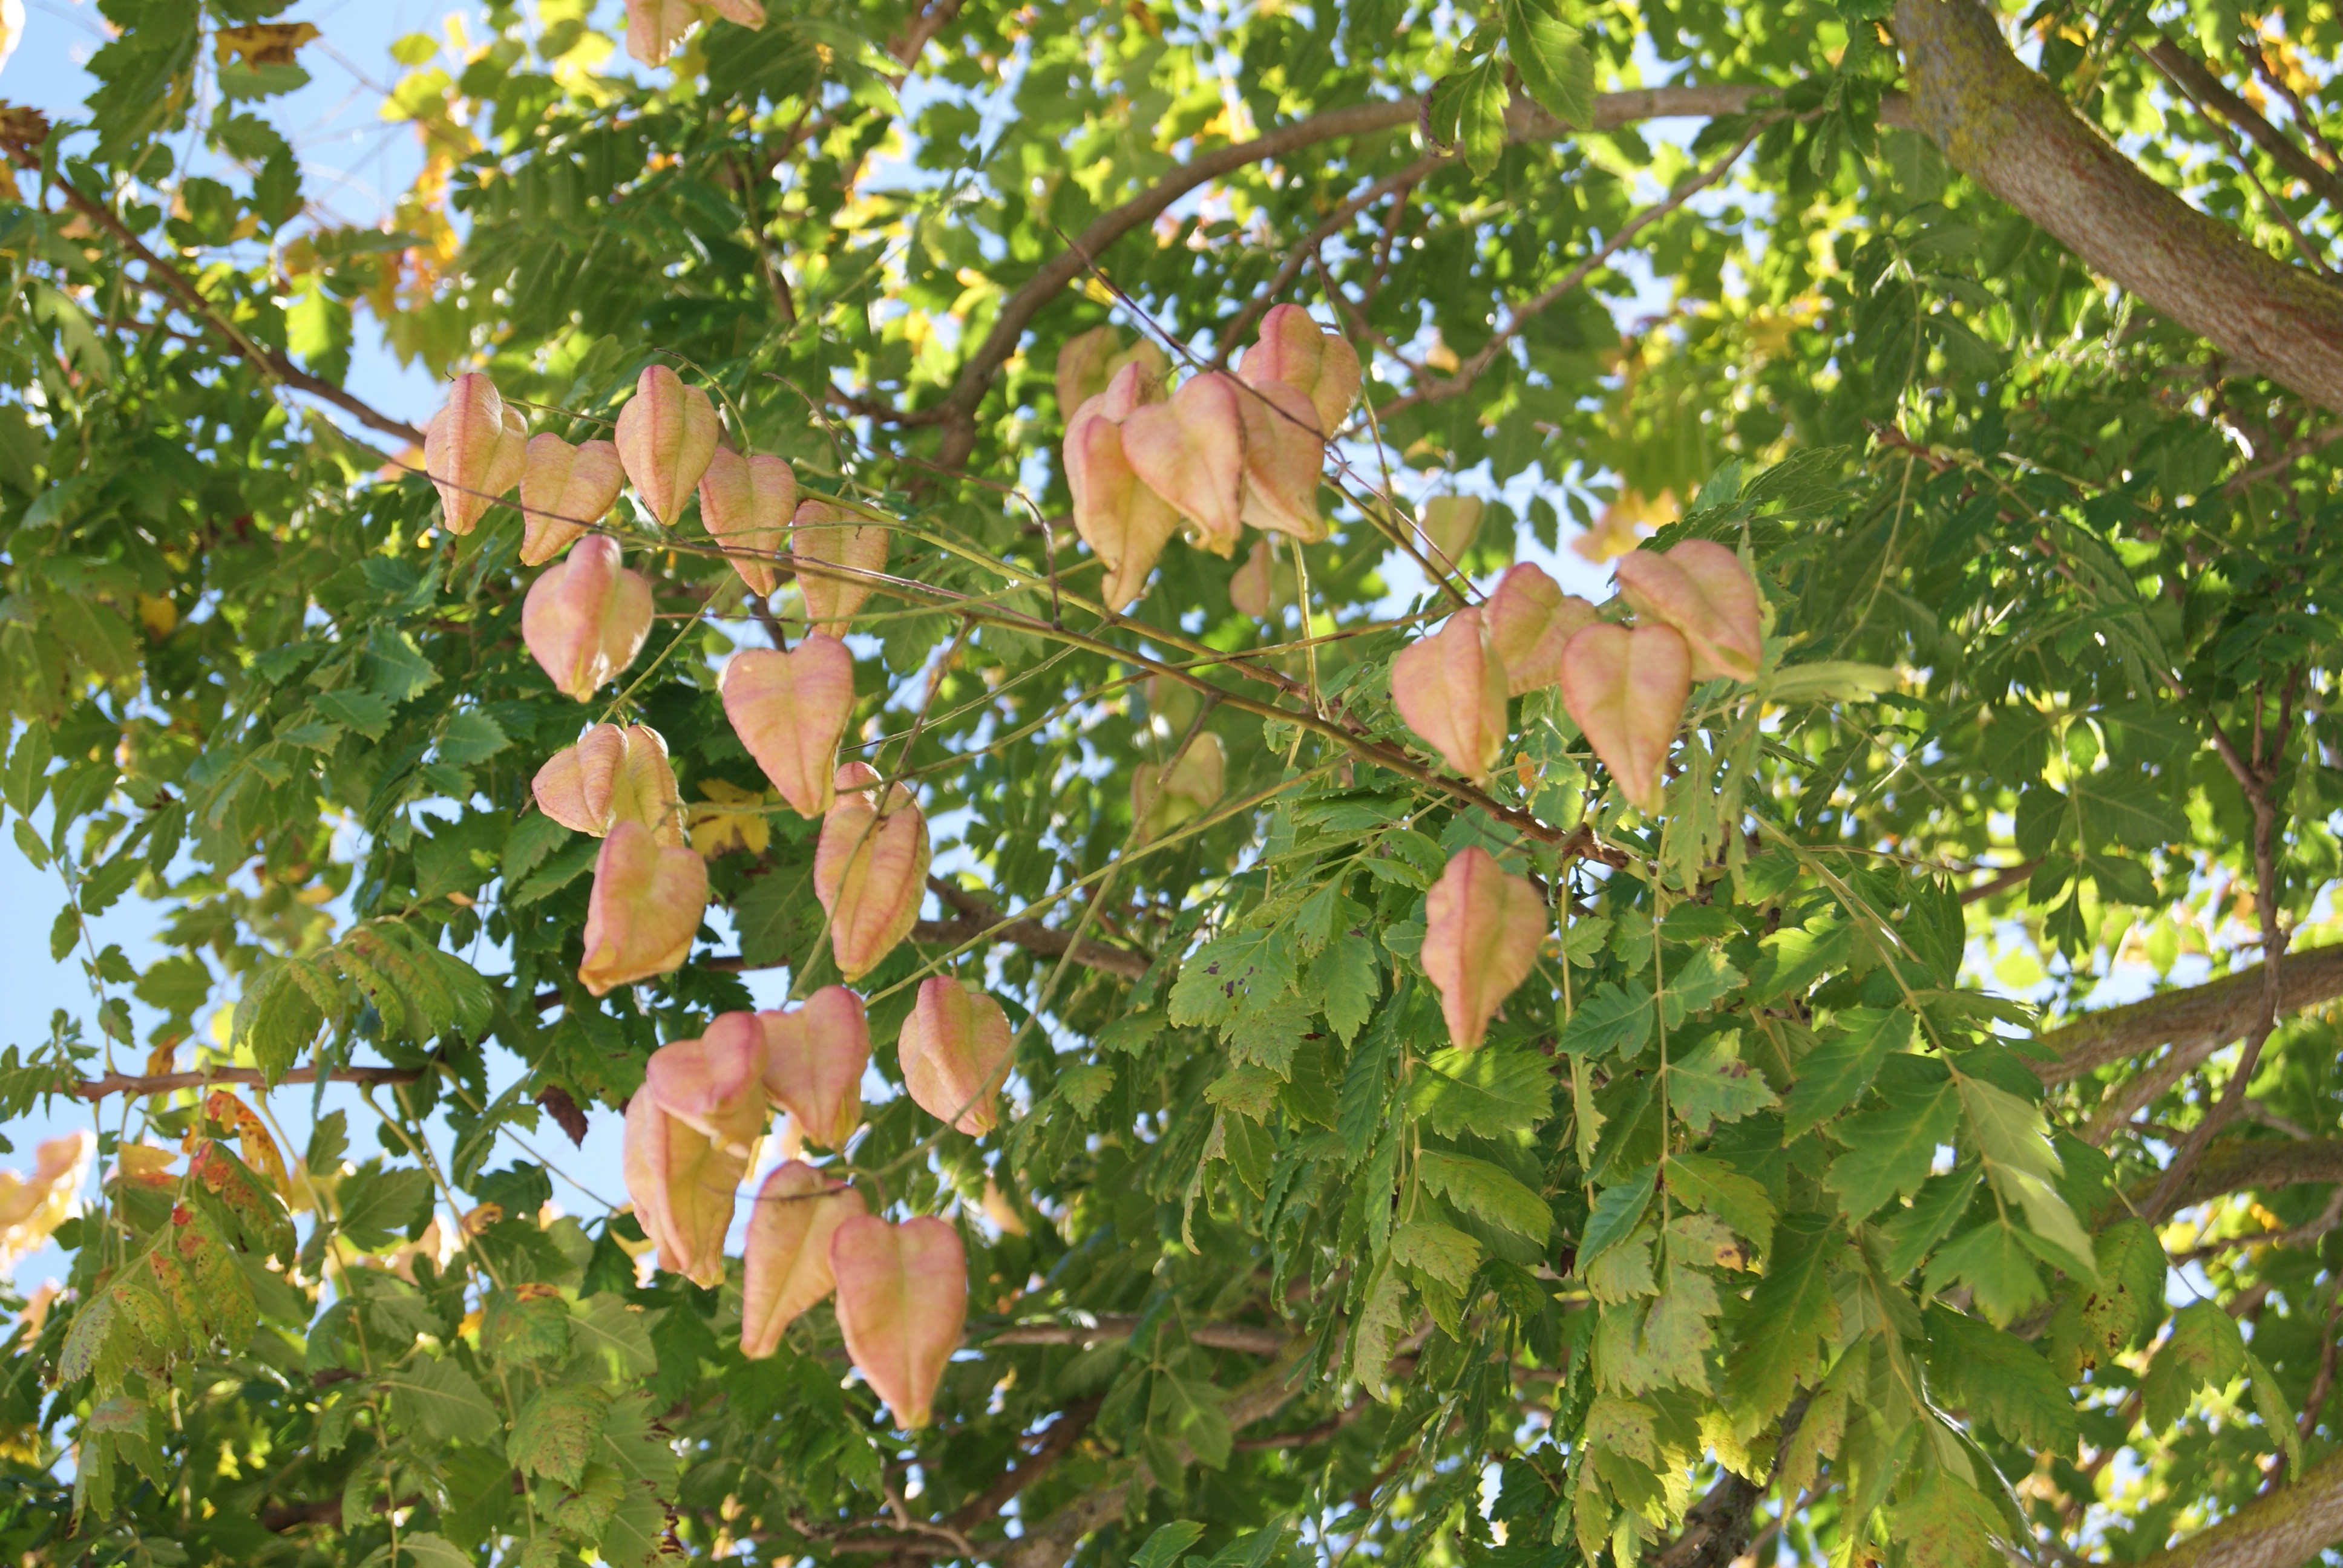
[1066,364,1181,612]
[520,535,655,701]
[790,500,891,626]
[720,633,856,819]
[531,723,684,845]
[830,1214,967,1429]
[739,1161,864,1359]
[614,364,719,528]
[643,1011,771,1157]
[1419,495,1481,569]
[1613,540,1763,683]
[1056,327,1168,420]
[897,977,1014,1137]
[1132,732,1225,843]
[812,762,931,981]
[1556,621,1693,813]
[621,1092,750,1289]
[1420,846,1547,1051]
[518,434,625,566]
[422,371,527,535]
[1228,537,1274,619]
[1391,607,1510,779]
[1234,377,1326,543]
[698,448,797,598]
[1119,371,1247,558]
[1237,304,1362,432]
[1483,564,1596,696]
[578,818,709,995]
[758,985,871,1150]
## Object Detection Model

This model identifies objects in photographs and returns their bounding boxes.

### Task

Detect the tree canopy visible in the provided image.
[2,2,2343,1567]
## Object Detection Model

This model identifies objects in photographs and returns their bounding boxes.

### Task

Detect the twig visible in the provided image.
[75,1065,424,1100]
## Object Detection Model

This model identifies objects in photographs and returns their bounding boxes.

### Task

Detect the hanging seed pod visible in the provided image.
[1234,377,1327,543]
[698,448,796,598]
[812,763,930,981]
[1420,846,1547,1051]
[1238,304,1362,431]
[1483,564,1596,696]
[1132,732,1226,843]
[1228,537,1274,619]
[621,1092,750,1289]
[739,1161,865,1359]
[518,434,625,566]
[531,723,684,844]
[830,1214,967,1429]
[423,371,527,535]
[719,634,856,819]
[1391,608,1509,779]
[520,535,655,701]
[1057,327,1170,420]
[790,500,891,626]
[1067,363,1181,612]
[1419,495,1482,568]
[758,985,870,1150]
[643,1011,770,1157]
[613,364,719,528]
[1557,622,1692,812]
[1119,371,1247,557]
[1613,540,1763,682]
[578,818,709,995]
[897,977,1014,1137]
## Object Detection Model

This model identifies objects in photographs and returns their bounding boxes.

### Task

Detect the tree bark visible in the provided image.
[2032,946,2343,1085]
[2129,1451,2343,1568]
[2137,1137,2343,1221]
[1892,0,2343,413]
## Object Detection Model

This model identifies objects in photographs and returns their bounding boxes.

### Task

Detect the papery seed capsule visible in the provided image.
[614,364,719,528]
[1057,327,1169,421]
[1238,304,1362,432]
[1556,621,1692,813]
[1391,608,1509,779]
[1613,540,1763,683]
[1132,732,1225,843]
[520,535,655,701]
[578,818,709,995]
[1420,847,1547,1051]
[740,1161,863,1359]
[643,1011,770,1157]
[1119,371,1247,558]
[790,500,891,626]
[518,434,625,566]
[1419,495,1482,568]
[719,634,856,818]
[531,723,684,844]
[830,1214,967,1429]
[1235,377,1327,543]
[698,448,796,598]
[625,0,693,62]
[1067,364,1181,613]
[812,763,930,981]
[1228,537,1274,619]
[621,1092,750,1289]
[424,372,527,535]
[1483,564,1596,696]
[758,985,870,1150]
[898,977,1014,1136]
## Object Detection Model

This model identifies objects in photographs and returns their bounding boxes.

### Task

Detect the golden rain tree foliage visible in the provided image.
[3,1,2343,1566]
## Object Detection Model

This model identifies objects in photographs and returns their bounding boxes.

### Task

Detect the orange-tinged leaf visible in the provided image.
[898,978,1014,1137]
[1235,377,1326,543]
[812,763,930,981]
[1392,608,1509,779]
[422,372,526,535]
[1420,495,1482,568]
[578,819,708,995]
[1237,304,1362,431]
[1558,622,1691,812]
[719,635,856,818]
[830,1214,966,1429]
[1132,733,1225,842]
[759,986,870,1150]
[1420,848,1546,1050]
[740,1161,863,1358]
[1229,538,1274,619]
[1066,365,1180,612]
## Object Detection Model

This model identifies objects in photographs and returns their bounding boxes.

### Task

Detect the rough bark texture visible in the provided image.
[1893,0,2343,412]
[2139,1137,2343,1221]
[2033,945,2343,1085]
[2131,1451,2343,1568]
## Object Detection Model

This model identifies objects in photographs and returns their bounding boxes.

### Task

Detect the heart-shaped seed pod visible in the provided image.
[518,434,625,566]
[1235,377,1326,543]
[1483,564,1596,696]
[531,723,683,844]
[1228,537,1274,619]
[621,1091,752,1289]
[578,818,709,995]
[643,1011,770,1157]
[1057,327,1168,420]
[830,1214,967,1429]
[720,635,856,818]
[739,1161,864,1359]
[520,535,655,701]
[1238,304,1362,432]
[1119,371,1247,558]
[1557,621,1691,812]
[758,985,870,1149]
[790,500,891,626]
[1392,608,1510,779]
[1132,732,1225,843]
[813,763,930,981]
[1067,364,1181,613]
[423,372,527,536]
[698,448,796,598]
[1421,846,1547,1051]
[1613,540,1763,682]
[898,978,1014,1136]
[1419,495,1483,569]
[614,364,719,528]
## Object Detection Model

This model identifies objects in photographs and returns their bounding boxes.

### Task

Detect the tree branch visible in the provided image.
[1891,0,2343,413]
[987,1315,1289,1354]
[2129,1449,2343,1568]
[74,1065,424,1100]
[2030,944,2343,1086]
[2134,1137,2343,1222]
[2138,36,2343,215]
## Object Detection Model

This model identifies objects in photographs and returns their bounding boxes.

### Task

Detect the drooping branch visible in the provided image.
[2128,1450,2343,1568]
[2030,944,2343,1086]
[1891,0,2343,412]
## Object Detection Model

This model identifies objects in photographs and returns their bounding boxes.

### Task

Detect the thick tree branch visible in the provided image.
[2030,944,2343,1086]
[2130,1449,2343,1568]
[2134,1137,2343,1221]
[987,1315,1289,1354]
[1892,0,2343,413]
[75,1065,424,1100]
[2138,36,2343,215]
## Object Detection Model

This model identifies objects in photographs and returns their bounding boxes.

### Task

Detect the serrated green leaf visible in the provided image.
[1417,1149,1552,1240]
[1392,1220,1483,1290]
[1666,1033,1779,1133]
[378,1356,497,1442]
[1825,1057,1959,1219]
[2142,1301,2245,1431]
[1581,1163,1657,1268]
[1561,979,1654,1057]
[1727,1213,1841,1420]
[1781,1007,1913,1137]
[1502,0,1593,127]
[1409,1044,1553,1135]
[512,1382,611,1488]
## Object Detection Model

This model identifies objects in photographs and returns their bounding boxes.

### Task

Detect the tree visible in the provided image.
[0,0,2339,1564]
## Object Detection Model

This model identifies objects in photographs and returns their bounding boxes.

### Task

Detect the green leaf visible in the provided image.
[1225,990,1316,1076]
[1170,928,1297,1030]
[1580,1163,1657,1267]
[571,1295,659,1379]
[1392,1220,1483,1290]
[397,1534,476,1568]
[378,1356,497,1442]
[1133,1521,1207,1568]
[1781,1008,1913,1137]
[1501,0,1593,126]
[437,710,510,766]
[1666,1034,1780,1133]
[1417,1149,1552,1240]
[1561,980,1654,1057]
[312,688,395,740]
[1727,1214,1841,1420]
[1824,1058,1959,1220]
[1878,1161,1983,1277]
[336,1165,436,1252]
[2142,1301,2246,1431]
[1312,933,1381,1045]
[2246,1351,2302,1471]
[511,1383,611,1488]
[1206,1065,1284,1122]
[1428,53,1509,177]
[1666,1154,1776,1254]
[1409,1044,1552,1136]
[1659,949,1743,1025]
[1922,1305,2079,1451]
[1922,1217,2044,1325]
